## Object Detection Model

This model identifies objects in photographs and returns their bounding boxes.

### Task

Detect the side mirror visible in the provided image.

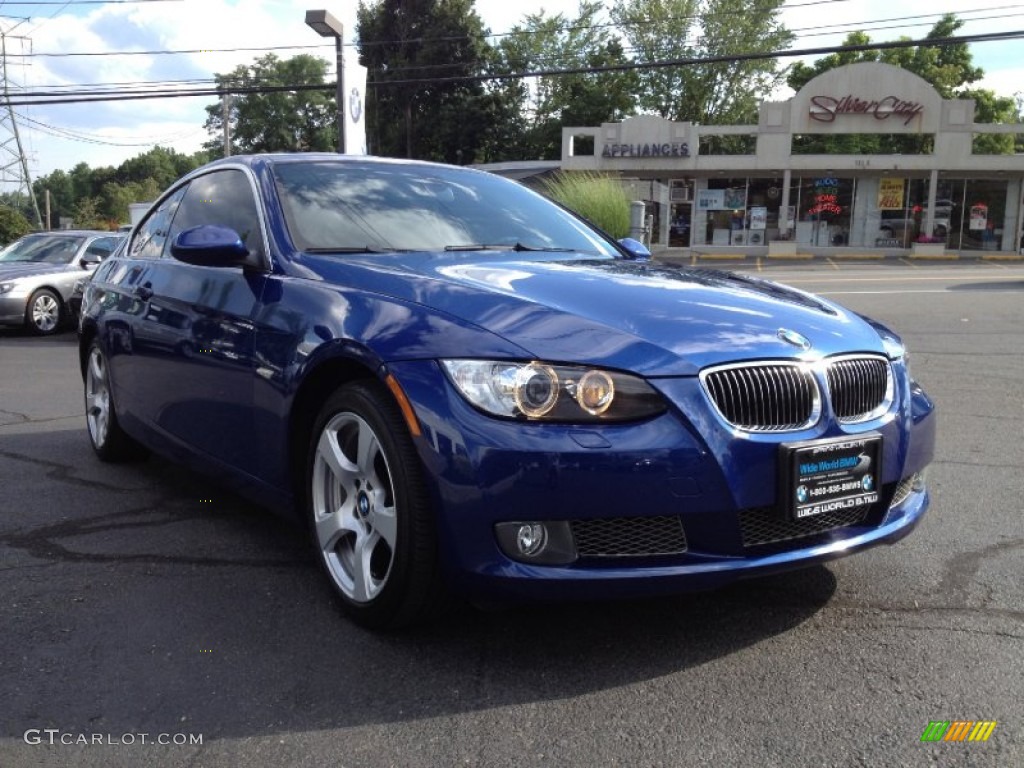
[170,225,250,267]
[618,237,651,261]
[79,253,102,269]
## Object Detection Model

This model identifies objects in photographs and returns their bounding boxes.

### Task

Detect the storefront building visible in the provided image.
[560,62,1024,256]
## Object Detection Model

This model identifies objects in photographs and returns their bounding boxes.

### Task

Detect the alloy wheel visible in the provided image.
[311,411,398,603]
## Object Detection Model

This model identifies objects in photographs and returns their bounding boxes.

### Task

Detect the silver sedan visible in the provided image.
[0,231,124,335]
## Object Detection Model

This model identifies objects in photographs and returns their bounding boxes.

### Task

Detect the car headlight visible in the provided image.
[441,360,666,422]
[0,281,14,295]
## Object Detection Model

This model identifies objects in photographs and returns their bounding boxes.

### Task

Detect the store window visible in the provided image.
[959,180,1008,252]
[695,177,783,246]
[794,175,854,247]
[698,177,748,245]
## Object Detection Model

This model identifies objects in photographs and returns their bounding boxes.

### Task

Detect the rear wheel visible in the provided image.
[85,342,147,462]
[307,381,443,629]
[26,289,63,335]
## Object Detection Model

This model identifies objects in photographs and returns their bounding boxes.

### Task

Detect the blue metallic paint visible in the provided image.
[80,153,936,605]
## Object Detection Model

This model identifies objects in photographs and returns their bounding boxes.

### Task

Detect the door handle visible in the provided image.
[135,282,153,300]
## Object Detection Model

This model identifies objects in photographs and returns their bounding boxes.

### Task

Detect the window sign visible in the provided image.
[749,206,767,229]
[809,176,841,216]
[696,189,726,210]
[969,204,988,231]
[878,178,905,210]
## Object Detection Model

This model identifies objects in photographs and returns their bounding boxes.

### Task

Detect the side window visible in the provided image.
[165,170,264,261]
[85,237,119,259]
[129,188,186,260]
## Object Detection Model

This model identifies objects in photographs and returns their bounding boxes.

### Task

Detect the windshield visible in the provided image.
[271,160,618,257]
[0,235,85,265]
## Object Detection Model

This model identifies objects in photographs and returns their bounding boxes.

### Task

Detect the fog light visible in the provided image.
[912,469,927,492]
[516,524,546,556]
[494,521,577,565]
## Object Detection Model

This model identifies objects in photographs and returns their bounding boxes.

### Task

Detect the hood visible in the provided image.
[296,252,889,376]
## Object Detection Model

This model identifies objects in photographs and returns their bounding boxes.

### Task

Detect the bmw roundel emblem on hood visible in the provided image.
[778,328,811,350]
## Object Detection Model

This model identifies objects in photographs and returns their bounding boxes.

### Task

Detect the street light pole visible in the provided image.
[305,9,345,154]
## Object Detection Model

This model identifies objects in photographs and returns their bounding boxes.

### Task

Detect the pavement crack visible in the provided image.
[0,448,134,492]
[0,505,312,569]
[0,410,83,427]
[935,537,1024,606]
[0,408,30,424]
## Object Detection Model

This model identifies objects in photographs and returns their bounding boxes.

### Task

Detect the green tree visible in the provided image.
[204,54,336,155]
[102,178,165,225]
[611,0,793,124]
[357,0,496,162]
[72,197,108,230]
[492,2,639,160]
[966,88,1017,154]
[0,206,32,244]
[116,146,200,188]
[786,16,1016,155]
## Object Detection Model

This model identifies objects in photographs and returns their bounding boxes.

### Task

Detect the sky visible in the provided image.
[0,0,1022,189]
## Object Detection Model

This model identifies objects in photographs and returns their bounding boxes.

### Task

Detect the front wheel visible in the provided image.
[26,289,63,335]
[307,381,443,629]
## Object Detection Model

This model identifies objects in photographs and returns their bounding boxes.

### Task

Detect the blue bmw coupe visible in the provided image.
[80,155,935,628]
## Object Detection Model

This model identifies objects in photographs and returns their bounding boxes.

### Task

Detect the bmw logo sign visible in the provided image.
[796,485,809,503]
[349,88,363,123]
[778,328,811,351]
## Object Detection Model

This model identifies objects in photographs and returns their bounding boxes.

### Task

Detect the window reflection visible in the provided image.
[271,162,616,256]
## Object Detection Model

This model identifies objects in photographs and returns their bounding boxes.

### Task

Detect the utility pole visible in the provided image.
[222,93,232,157]
[0,28,43,229]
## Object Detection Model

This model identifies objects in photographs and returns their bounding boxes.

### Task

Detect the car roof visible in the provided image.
[23,230,122,237]
[193,153,471,178]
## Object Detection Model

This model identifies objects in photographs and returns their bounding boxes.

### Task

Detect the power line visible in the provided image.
[15,110,202,145]
[8,5,1021,88]
[9,2,1021,58]
[1,29,1021,106]
[5,41,331,58]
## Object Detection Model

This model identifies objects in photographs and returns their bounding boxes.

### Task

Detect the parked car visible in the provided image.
[0,230,124,334]
[80,155,936,628]
[878,200,954,244]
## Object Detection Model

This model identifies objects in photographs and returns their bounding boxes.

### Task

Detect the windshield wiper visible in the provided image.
[305,246,411,254]
[443,243,575,252]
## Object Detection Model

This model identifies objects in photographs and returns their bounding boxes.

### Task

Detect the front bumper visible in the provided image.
[387,359,936,601]
[0,294,28,326]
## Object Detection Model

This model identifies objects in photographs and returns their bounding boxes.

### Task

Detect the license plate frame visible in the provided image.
[778,434,882,520]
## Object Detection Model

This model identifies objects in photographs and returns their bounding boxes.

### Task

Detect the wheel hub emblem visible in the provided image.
[778,328,811,351]
[357,493,370,517]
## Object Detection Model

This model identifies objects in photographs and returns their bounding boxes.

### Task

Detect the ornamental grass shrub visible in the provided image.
[541,172,631,239]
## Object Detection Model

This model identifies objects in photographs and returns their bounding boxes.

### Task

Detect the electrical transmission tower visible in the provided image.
[0,28,43,229]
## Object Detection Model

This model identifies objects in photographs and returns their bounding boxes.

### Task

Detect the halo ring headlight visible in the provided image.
[576,370,615,415]
[513,364,559,418]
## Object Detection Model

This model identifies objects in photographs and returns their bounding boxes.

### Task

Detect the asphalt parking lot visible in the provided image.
[1,261,1021,767]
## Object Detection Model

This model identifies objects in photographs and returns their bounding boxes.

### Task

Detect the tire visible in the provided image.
[84,341,148,462]
[307,380,443,629]
[26,288,63,335]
